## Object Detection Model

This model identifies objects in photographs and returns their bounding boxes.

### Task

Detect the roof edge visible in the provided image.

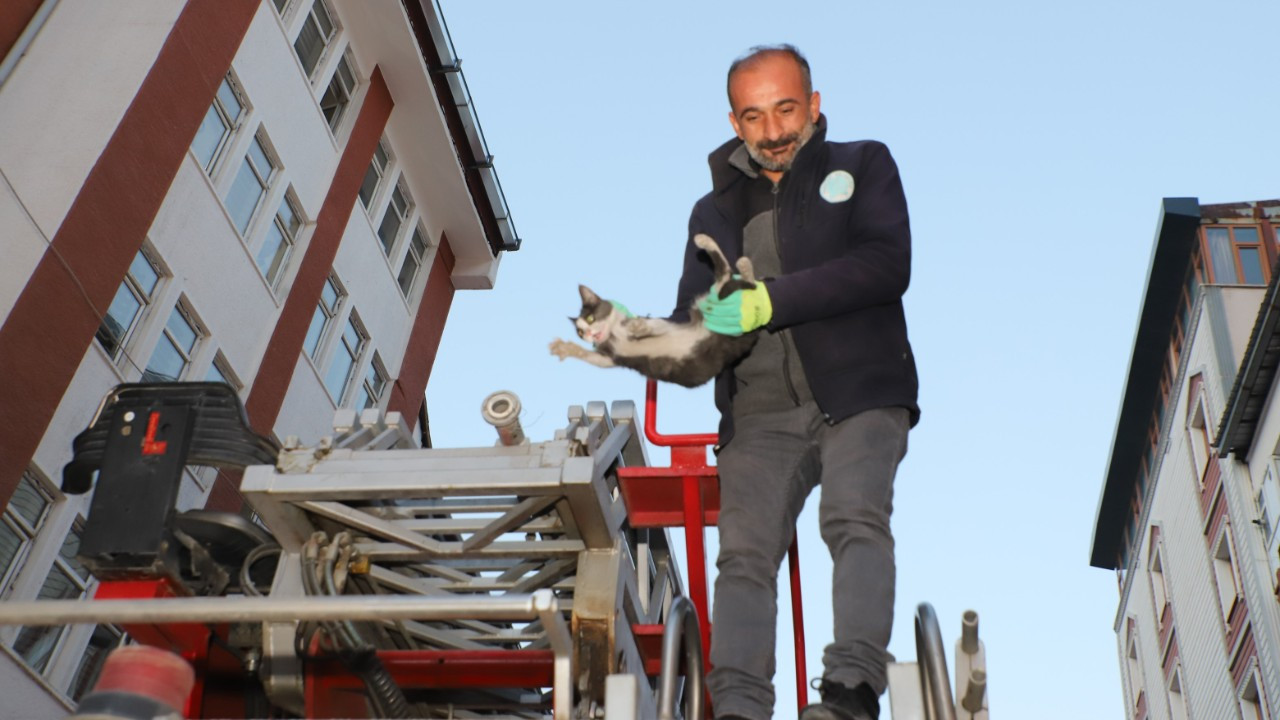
[1090,197,1201,569]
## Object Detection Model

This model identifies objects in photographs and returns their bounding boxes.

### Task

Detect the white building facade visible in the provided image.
[0,0,518,713]
[1094,199,1280,720]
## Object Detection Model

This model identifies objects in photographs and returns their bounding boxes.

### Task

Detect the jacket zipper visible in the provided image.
[772,181,801,407]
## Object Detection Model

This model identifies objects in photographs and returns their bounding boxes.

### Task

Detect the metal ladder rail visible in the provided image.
[915,602,957,720]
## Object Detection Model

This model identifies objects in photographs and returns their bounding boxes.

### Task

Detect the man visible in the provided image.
[671,45,919,720]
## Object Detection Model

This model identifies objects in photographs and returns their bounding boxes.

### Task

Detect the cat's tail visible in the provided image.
[693,234,732,284]
[695,233,757,299]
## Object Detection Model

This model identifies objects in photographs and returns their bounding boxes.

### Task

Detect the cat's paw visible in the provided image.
[623,317,653,339]
[549,339,581,360]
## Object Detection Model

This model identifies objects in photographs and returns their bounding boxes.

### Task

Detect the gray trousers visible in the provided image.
[707,404,910,720]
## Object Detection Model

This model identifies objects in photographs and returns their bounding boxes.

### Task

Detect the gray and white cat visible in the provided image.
[549,234,759,388]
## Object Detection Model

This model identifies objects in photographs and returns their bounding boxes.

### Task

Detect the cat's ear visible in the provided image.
[578,284,601,305]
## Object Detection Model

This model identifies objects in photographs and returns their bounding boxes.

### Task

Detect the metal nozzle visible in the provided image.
[960,609,979,654]
[481,391,526,446]
[961,669,987,712]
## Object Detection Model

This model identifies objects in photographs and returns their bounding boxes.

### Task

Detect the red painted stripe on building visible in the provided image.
[386,236,456,428]
[242,68,393,435]
[0,0,43,62]
[0,0,257,507]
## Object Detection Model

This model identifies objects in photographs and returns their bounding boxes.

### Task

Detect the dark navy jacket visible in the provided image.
[673,117,920,444]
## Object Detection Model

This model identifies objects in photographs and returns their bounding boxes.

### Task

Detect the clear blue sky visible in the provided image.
[427,2,1280,717]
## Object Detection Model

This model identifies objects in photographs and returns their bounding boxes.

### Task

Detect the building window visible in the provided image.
[354,353,387,410]
[271,0,289,14]
[1240,664,1270,720]
[359,139,390,210]
[397,226,431,297]
[304,275,344,360]
[142,302,202,383]
[1126,623,1146,717]
[11,524,91,675]
[96,249,162,362]
[226,132,277,235]
[0,472,52,596]
[1258,464,1280,585]
[1212,526,1243,623]
[1187,382,1212,488]
[320,51,357,132]
[206,352,242,393]
[1168,665,1188,720]
[1205,225,1269,286]
[293,0,338,79]
[1149,545,1169,622]
[68,624,123,701]
[255,192,302,289]
[324,313,367,404]
[191,73,245,173]
[377,178,412,255]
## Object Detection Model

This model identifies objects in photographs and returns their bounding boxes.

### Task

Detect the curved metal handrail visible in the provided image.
[914,603,957,720]
[658,596,705,720]
[643,380,717,447]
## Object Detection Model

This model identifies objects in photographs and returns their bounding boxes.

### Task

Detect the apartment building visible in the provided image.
[0,0,518,712]
[1093,199,1280,719]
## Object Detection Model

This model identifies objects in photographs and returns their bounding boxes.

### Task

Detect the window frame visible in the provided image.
[319,48,358,133]
[1186,377,1212,490]
[376,176,414,257]
[396,224,433,298]
[191,72,248,175]
[355,351,388,411]
[359,138,391,212]
[323,310,369,406]
[0,469,114,699]
[305,274,346,362]
[224,128,280,237]
[1125,619,1146,718]
[293,0,340,82]
[254,189,304,292]
[1167,663,1188,720]
[1202,224,1272,286]
[1211,523,1244,624]
[95,247,164,364]
[141,300,204,384]
[1239,661,1270,720]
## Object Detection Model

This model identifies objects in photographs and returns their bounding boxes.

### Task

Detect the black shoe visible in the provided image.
[798,679,880,720]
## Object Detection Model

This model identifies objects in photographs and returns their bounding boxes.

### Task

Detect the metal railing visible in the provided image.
[0,589,574,720]
[915,602,957,720]
[657,596,705,720]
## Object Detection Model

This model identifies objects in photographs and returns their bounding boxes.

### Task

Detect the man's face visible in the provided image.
[728,53,821,174]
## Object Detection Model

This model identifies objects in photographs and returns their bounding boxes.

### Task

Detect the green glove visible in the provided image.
[609,300,634,318]
[698,282,772,336]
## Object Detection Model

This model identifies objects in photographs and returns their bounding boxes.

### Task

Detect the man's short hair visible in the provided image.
[726,44,813,108]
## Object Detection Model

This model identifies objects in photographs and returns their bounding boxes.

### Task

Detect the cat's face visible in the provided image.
[572,285,618,345]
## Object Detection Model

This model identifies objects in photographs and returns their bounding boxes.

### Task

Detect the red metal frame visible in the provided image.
[94,579,211,717]
[617,379,809,714]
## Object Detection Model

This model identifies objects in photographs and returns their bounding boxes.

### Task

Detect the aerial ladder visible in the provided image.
[0,381,988,719]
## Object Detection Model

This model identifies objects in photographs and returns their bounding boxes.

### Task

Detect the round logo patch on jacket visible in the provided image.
[819,170,855,203]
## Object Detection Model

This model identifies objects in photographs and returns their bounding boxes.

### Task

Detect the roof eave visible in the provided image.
[1089,197,1201,569]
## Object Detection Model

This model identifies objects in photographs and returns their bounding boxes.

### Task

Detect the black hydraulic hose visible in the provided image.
[318,535,411,719]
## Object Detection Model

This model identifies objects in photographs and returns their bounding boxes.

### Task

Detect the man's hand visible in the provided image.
[698,282,772,336]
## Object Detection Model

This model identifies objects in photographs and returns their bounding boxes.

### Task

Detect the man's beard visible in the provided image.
[745,116,817,172]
